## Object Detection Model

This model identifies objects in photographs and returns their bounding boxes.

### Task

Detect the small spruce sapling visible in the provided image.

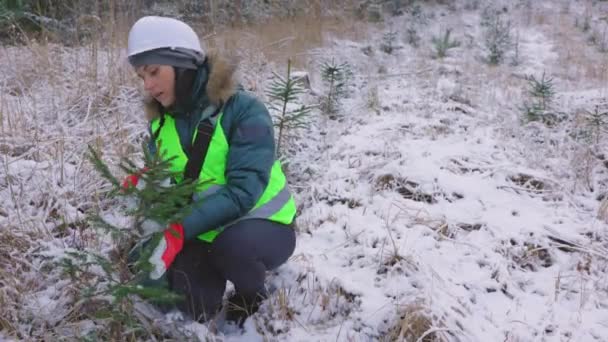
[320,58,352,118]
[59,144,203,339]
[583,106,608,146]
[381,30,398,54]
[266,59,313,157]
[483,12,512,65]
[521,72,563,126]
[432,28,461,58]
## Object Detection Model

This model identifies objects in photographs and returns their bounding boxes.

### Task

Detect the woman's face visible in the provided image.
[136,64,175,107]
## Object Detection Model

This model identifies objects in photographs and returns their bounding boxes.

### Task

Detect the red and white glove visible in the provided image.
[121,167,149,190]
[148,223,185,279]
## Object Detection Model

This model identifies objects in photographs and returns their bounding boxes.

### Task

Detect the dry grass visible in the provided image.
[0,17,143,172]
[0,228,34,339]
[382,302,444,342]
[201,14,370,70]
[0,12,147,339]
[269,288,297,322]
[548,9,608,87]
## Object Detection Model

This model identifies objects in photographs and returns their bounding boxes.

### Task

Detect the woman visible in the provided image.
[124,16,297,325]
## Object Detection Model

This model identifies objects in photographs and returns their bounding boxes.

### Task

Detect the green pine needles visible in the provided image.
[320,58,352,117]
[381,30,398,54]
[58,144,201,340]
[0,0,25,21]
[522,72,556,124]
[484,13,512,65]
[267,59,312,157]
[432,28,461,59]
[583,106,608,145]
[528,72,555,111]
[520,72,570,127]
[87,144,198,239]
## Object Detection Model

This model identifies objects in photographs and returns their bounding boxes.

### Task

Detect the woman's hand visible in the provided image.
[148,222,185,279]
[121,167,149,190]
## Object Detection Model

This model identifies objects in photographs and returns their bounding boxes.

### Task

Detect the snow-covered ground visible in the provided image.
[1,1,608,341]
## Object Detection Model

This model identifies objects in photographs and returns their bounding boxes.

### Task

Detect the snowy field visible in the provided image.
[1,1,608,341]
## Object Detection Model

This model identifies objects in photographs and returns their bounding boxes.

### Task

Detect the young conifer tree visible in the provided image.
[522,72,556,124]
[583,106,608,146]
[59,144,201,339]
[321,58,352,117]
[267,59,312,157]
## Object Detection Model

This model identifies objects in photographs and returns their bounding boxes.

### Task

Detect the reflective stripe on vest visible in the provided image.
[151,112,296,243]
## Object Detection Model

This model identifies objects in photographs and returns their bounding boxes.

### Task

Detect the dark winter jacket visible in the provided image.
[145,51,278,240]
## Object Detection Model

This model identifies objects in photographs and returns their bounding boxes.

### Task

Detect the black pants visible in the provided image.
[166,219,296,321]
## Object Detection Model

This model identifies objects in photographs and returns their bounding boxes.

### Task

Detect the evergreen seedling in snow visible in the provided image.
[521,72,562,125]
[528,72,555,111]
[432,28,461,58]
[522,101,544,124]
[381,30,398,54]
[405,5,425,48]
[406,26,420,47]
[480,5,498,27]
[410,4,427,25]
[266,59,313,157]
[366,3,383,23]
[581,13,591,33]
[59,144,203,340]
[88,142,201,269]
[321,58,352,117]
[388,0,407,16]
[583,106,608,146]
[588,28,600,46]
[483,13,512,65]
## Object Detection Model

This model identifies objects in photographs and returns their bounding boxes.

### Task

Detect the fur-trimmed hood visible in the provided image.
[144,50,239,120]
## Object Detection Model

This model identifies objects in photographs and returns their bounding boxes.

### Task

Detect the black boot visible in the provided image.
[225,293,265,327]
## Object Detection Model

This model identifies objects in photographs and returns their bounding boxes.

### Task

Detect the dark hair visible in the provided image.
[171,67,197,112]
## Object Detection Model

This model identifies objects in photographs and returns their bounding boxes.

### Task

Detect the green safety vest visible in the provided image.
[151,113,296,242]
